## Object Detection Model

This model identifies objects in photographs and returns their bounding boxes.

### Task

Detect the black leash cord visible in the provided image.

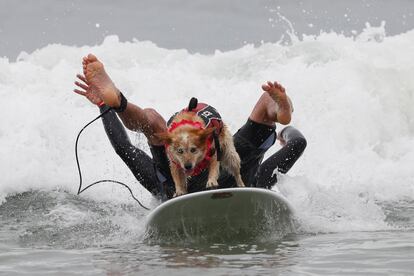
[75,107,150,211]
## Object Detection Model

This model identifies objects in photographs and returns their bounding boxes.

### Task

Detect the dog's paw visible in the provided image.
[237,181,246,187]
[173,190,187,197]
[235,176,246,187]
[206,180,219,189]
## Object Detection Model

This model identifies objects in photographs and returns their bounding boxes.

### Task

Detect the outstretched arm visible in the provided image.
[73,75,163,197]
[249,81,293,126]
[79,54,167,146]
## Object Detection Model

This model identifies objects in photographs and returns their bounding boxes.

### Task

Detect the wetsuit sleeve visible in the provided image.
[255,126,307,188]
[99,106,160,196]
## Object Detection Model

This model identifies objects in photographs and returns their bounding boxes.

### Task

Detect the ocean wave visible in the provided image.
[1,25,413,233]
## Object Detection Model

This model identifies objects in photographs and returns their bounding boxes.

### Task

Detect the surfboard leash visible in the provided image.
[75,107,150,211]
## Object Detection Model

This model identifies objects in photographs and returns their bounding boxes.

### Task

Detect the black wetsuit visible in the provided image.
[99,106,307,201]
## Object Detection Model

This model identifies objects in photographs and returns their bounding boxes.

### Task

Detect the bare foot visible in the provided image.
[261,81,288,104]
[261,81,292,124]
[82,54,121,108]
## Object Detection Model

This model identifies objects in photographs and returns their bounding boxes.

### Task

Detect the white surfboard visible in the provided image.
[145,187,295,243]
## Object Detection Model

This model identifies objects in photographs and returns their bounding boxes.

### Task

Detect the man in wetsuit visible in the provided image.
[73,54,307,200]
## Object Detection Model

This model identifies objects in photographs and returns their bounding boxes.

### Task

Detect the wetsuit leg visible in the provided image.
[213,119,276,189]
[99,106,161,197]
[255,126,307,188]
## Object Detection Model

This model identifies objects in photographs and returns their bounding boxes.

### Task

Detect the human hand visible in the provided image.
[277,130,287,146]
[73,74,104,106]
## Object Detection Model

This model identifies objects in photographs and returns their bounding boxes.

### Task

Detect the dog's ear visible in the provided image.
[154,132,173,144]
[197,127,216,142]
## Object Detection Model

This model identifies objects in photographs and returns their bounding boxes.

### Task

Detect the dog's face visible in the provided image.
[157,126,215,174]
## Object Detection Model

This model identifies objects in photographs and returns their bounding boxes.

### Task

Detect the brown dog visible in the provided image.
[156,99,245,196]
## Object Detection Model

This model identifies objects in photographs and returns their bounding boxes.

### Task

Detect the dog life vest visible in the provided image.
[166,98,223,176]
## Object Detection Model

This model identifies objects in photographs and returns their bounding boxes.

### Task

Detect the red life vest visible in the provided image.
[166,102,223,176]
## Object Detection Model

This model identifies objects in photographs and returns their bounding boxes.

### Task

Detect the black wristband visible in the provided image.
[114,92,128,113]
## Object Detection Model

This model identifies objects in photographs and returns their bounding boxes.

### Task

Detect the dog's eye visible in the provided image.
[190,147,197,153]
[177,148,184,154]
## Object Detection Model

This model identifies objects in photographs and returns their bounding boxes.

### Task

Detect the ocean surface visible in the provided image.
[1,1,414,275]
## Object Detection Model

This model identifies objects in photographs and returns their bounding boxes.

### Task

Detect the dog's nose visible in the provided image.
[184,163,193,170]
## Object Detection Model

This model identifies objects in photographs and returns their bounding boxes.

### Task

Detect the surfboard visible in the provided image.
[144,187,295,243]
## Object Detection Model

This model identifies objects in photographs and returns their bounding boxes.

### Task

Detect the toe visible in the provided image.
[262,84,271,92]
[87,54,98,62]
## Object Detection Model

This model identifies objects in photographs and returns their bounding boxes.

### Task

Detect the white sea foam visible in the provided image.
[1,25,413,233]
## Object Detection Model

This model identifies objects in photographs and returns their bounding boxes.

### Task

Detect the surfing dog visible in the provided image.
[156,98,245,196]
